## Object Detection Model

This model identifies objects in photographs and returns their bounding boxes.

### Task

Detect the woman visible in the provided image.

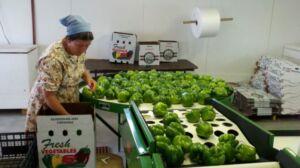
[25,15,96,132]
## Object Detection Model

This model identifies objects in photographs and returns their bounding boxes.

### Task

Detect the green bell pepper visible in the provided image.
[94,85,105,99]
[218,133,239,147]
[212,86,228,100]
[166,122,185,140]
[198,89,211,105]
[203,145,225,165]
[155,135,170,153]
[149,124,165,136]
[155,135,170,144]
[181,92,194,107]
[82,87,93,98]
[218,142,236,163]
[189,142,208,164]
[235,143,257,162]
[129,92,143,106]
[200,105,216,121]
[170,93,181,104]
[163,112,180,127]
[196,122,213,139]
[156,141,168,154]
[164,144,184,166]
[172,135,192,153]
[97,76,110,89]
[185,109,201,123]
[153,102,168,118]
[158,95,172,107]
[117,90,130,103]
[104,88,116,100]
[143,89,156,103]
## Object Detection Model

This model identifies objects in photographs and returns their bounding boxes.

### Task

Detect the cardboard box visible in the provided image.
[37,103,96,168]
[138,41,160,66]
[159,40,179,62]
[110,32,137,64]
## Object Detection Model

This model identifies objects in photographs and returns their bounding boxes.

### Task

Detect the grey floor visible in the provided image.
[94,109,125,154]
[253,116,300,130]
[0,109,299,162]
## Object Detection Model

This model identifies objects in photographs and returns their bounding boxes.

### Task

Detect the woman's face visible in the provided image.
[66,39,91,56]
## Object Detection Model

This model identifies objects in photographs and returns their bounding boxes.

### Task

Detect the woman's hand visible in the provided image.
[42,89,71,115]
[82,69,97,91]
[87,78,97,91]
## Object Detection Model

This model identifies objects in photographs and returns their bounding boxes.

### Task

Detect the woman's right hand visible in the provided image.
[42,89,71,115]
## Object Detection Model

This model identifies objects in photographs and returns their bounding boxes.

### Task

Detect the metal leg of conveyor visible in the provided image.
[118,113,121,152]
[96,113,120,137]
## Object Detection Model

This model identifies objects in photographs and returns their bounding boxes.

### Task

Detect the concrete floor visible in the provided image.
[0,109,299,163]
[253,116,300,131]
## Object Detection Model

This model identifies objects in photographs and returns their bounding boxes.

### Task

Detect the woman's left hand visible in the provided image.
[87,79,97,91]
[82,69,97,91]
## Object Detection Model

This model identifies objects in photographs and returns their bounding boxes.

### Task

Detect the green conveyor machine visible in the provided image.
[81,92,300,168]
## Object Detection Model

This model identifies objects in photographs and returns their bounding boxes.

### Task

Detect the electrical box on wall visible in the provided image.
[0,45,38,109]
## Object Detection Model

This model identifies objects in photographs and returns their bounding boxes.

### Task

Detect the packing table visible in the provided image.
[85,59,198,76]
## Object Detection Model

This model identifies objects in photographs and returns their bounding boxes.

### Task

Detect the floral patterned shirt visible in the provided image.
[25,39,86,132]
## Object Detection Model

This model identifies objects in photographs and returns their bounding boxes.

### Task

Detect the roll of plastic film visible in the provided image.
[191,8,221,38]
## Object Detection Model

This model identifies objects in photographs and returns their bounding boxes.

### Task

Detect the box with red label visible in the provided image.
[37,103,96,168]
[110,32,137,64]
[159,40,179,62]
[138,41,160,66]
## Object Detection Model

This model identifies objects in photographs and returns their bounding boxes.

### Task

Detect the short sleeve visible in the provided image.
[81,54,86,69]
[39,57,63,92]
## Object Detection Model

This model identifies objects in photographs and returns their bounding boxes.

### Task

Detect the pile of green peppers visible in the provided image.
[153,129,257,167]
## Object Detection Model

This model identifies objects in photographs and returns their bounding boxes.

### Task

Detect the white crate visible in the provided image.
[159,40,179,62]
[110,32,137,64]
[138,42,160,66]
[37,114,96,168]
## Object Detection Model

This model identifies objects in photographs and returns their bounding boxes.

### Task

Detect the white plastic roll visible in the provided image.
[191,8,221,38]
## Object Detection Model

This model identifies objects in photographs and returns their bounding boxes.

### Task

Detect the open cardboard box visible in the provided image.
[37,103,96,168]
[38,103,94,117]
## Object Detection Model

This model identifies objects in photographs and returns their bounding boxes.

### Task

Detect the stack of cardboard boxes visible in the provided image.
[233,86,281,116]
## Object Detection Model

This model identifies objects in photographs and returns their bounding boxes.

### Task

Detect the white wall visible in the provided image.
[1,0,300,82]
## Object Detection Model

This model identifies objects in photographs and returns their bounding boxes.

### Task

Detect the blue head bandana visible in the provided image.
[60,15,91,36]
